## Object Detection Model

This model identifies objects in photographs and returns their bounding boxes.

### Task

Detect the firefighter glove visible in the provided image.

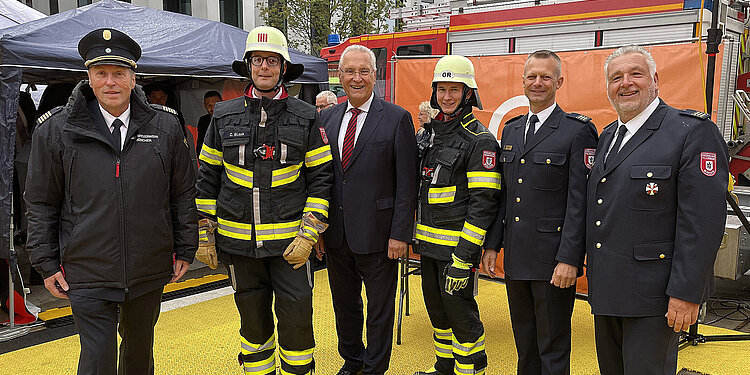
[444,254,472,293]
[196,218,218,269]
[283,236,315,269]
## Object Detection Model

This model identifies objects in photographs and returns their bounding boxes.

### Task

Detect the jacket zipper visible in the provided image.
[115,156,128,293]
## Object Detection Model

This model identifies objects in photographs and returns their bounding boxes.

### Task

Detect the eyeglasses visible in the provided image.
[340,68,373,77]
[250,55,281,67]
[316,103,335,110]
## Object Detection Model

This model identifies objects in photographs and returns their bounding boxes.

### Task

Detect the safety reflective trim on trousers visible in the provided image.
[452,333,486,357]
[460,222,486,246]
[279,347,314,366]
[272,162,302,187]
[303,197,329,218]
[217,217,253,240]
[196,198,217,215]
[434,327,453,340]
[279,369,313,375]
[415,223,460,247]
[243,356,276,375]
[255,220,302,241]
[224,162,254,188]
[454,361,485,375]
[434,340,453,359]
[428,185,457,204]
[305,145,333,168]
[241,335,276,354]
[199,145,223,165]
[466,171,501,190]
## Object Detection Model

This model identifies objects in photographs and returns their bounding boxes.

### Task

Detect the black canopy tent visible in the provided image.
[0,0,329,259]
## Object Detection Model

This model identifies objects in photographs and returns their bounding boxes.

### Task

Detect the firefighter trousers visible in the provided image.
[420,256,487,375]
[230,254,315,375]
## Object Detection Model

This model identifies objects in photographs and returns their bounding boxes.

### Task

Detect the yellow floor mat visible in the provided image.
[1,270,748,374]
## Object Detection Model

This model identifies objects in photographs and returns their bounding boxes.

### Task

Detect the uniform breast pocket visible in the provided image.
[531,152,567,191]
[221,126,253,167]
[277,126,306,164]
[500,151,515,177]
[432,148,462,186]
[628,165,672,211]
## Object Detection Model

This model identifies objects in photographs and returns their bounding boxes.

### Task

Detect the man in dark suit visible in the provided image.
[317,44,418,375]
[483,50,598,375]
[196,90,222,152]
[586,45,727,375]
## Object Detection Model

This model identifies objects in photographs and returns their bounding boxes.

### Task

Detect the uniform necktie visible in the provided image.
[112,118,123,151]
[605,125,628,169]
[341,108,361,169]
[525,114,539,145]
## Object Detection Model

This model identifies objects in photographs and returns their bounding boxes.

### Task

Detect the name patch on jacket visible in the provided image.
[135,134,159,143]
[700,152,717,176]
[584,148,596,169]
[482,150,496,170]
[223,130,251,138]
[319,127,329,144]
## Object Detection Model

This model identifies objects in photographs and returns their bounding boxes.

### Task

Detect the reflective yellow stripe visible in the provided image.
[415,223,460,247]
[279,347,314,366]
[199,229,208,242]
[224,162,254,188]
[199,145,223,165]
[434,327,453,340]
[243,356,276,375]
[452,333,486,356]
[217,217,253,240]
[460,221,486,246]
[255,220,301,241]
[271,162,302,187]
[279,370,312,375]
[305,145,333,168]
[196,198,217,215]
[241,335,275,354]
[435,341,453,358]
[455,361,476,374]
[303,197,329,217]
[428,186,457,204]
[467,171,501,189]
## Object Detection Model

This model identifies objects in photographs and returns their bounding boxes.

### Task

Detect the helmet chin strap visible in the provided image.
[247,59,286,93]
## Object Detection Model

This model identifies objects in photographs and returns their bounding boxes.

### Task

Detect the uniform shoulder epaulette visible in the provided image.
[567,112,591,122]
[505,114,524,124]
[213,96,246,118]
[286,97,316,120]
[602,120,618,131]
[36,106,64,126]
[679,109,710,120]
[150,103,178,116]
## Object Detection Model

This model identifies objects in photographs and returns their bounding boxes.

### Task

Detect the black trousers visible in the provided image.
[594,315,679,375]
[506,279,576,375]
[421,256,486,374]
[325,237,398,375]
[68,287,163,375]
[232,254,315,374]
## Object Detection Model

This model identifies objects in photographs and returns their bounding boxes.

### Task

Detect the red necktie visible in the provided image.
[341,108,361,169]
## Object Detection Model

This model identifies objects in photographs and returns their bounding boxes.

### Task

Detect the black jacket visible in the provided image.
[586,100,728,317]
[196,91,333,258]
[25,81,198,290]
[414,109,502,263]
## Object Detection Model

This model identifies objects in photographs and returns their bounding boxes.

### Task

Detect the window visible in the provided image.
[220,0,242,28]
[371,47,387,81]
[49,0,58,14]
[163,0,191,15]
[78,0,92,7]
[396,44,432,56]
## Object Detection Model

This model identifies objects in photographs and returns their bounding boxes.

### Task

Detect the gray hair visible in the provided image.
[418,101,438,118]
[316,90,337,105]
[605,45,657,78]
[525,50,562,78]
[340,44,377,71]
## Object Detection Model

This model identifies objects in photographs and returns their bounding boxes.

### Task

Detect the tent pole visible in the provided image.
[0,191,29,342]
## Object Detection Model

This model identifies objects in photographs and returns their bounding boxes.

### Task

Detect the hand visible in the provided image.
[482,249,498,278]
[171,260,191,283]
[387,239,408,259]
[550,262,577,288]
[283,235,315,269]
[313,237,326,261]
[666,297,700,333]
[444,254,472,293]
[44,271,69,299]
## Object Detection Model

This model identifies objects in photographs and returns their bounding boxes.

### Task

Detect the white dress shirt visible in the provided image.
[605,97,660,160]
[524,103,557,143]
[99,103,131,151]
[338,93,374,158]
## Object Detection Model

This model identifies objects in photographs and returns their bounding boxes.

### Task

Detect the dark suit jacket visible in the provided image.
[486,105,598,280]
[586,99,728,317]
[321,96,418,254]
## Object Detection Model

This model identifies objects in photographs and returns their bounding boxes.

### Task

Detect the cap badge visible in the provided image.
[103,30,111,40]
[105,48,112,53]
[258,33,268,42]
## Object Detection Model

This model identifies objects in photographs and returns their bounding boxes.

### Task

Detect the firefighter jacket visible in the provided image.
[414,108,502,264]
[196,91,333,258]
[25,81,198,289]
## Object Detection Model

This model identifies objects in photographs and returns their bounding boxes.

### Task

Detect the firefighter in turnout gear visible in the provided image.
[195,26,333,375]
[413,55,502,375]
